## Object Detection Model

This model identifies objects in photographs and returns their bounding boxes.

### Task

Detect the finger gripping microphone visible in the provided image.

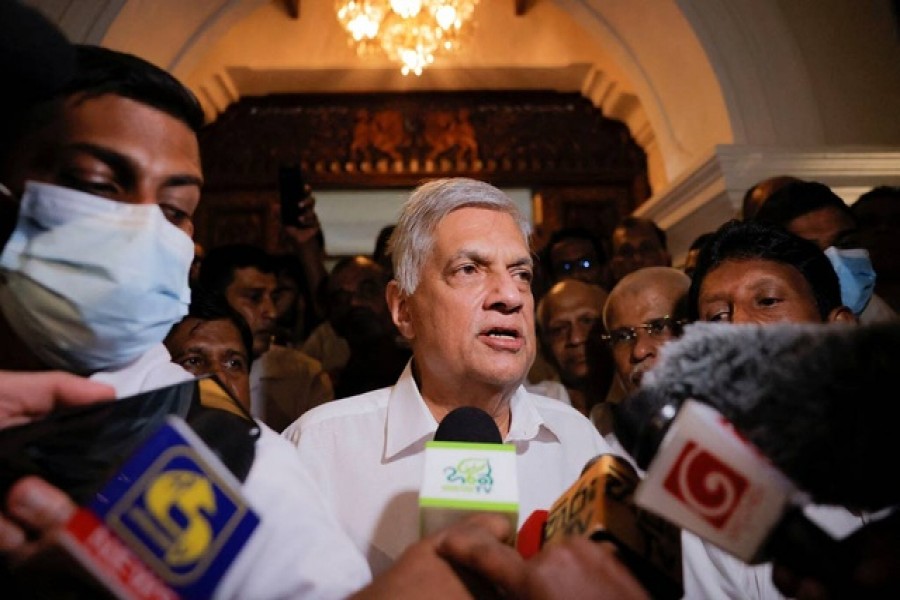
[616,321,900,511]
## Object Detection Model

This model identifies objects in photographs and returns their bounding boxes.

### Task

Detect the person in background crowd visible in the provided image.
[532,279,611,415]
[197,244,332,432]
[608,216,671,284]
[271,253,318,347]
[851,185,900,314]
[326,255,410,399]
[740,175,800,221]
[753,180,896,323]
[682,232,714,278]
[164,292,254,409]
[541,227,609,289]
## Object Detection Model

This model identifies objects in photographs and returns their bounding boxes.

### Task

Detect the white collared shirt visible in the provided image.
[283,361,612,575]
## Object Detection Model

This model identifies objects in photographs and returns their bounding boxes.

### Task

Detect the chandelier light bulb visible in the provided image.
[336,0,479,75]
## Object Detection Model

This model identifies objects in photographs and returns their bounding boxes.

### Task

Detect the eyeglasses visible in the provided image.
[601,316,685,348]
[557,258,595,274]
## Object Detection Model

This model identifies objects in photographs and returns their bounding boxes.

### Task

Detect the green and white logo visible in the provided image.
[443,458,493,494]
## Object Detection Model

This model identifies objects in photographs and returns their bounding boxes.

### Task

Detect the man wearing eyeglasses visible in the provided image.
[609,217,672,285]
[542,227,609,288]
[602,267,690,396]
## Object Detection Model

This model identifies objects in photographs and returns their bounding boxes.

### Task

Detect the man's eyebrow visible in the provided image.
[66,143,134,177]
[66,142,203,188]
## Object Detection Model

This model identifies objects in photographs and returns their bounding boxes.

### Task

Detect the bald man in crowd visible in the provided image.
[532,279,610,414]
[599,267,690,438]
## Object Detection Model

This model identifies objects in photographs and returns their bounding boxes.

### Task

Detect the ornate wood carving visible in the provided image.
[199,91,647,189]
[196,91,649,256]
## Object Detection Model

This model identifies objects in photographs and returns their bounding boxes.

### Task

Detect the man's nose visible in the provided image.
[630,329,658,361]
[486,271,524,313]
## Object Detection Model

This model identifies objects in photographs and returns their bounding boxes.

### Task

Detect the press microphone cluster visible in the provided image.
[3,378,260,599]
[515,454,683,600]
[617,321,900,511]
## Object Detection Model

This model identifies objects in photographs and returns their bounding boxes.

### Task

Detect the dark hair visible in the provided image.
[754,180,856,229]
[196,244,274,298]
[615,216,667,249]
[688,232,715,253]
[687,220,842,321]
[64,45,203,132]
[184,288,255,365]
[852,185,900,215]
[542,227,607,274]
[1,44,203,170]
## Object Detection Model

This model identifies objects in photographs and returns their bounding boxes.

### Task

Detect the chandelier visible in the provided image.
[335,0,480,76]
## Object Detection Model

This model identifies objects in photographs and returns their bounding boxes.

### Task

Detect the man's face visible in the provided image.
[605,286,684,393]
[854,196,900,277]
[610,224,670,282]
[787,206,857,251]
[540,281,606,387]
[165,317,251,409]
[328,257,391,341]
[697,259,823,325]
[391,207,535,398]
[549,239,604,286]
[4,94,202,237]
[225,267,278,357]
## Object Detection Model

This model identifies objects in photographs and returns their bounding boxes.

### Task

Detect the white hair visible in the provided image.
[388,178,531,294]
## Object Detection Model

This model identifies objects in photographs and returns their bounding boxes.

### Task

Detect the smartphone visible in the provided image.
[278,164,307,227]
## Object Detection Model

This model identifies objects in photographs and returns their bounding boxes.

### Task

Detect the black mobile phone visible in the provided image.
[278,164,307,227]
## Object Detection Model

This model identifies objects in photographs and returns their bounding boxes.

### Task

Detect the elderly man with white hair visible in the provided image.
[284,178,610,574]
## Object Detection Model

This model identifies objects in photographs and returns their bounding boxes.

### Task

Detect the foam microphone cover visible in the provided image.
[434,406,503,443]
[616,321,900,510]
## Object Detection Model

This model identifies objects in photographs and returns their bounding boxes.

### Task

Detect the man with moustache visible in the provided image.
[285,178,610,574]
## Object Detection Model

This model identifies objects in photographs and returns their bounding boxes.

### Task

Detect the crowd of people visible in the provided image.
[1,2,898,598]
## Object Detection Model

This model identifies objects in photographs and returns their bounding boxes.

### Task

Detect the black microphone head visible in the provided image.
[434,406,502,444]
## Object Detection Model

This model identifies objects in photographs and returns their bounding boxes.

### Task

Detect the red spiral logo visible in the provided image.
[663,441,749,529]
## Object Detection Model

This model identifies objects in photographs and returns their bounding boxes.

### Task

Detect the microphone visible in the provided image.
[419,407,518,537]
[617,396,850,591]
[615,321,900,511]
[5,378,261,598]
[516,454,683,600]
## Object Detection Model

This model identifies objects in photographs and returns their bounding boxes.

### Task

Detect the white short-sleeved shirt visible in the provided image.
[283,361,612,575]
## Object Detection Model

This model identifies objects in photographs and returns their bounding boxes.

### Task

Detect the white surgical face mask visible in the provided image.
[0,181,193,374]
[824,246,877,316]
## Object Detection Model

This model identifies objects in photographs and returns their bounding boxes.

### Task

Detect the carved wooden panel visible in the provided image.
[195,91,649,253]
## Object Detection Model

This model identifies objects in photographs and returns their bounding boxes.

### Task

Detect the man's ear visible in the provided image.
[826,305,858,324]
[387,280,415,340]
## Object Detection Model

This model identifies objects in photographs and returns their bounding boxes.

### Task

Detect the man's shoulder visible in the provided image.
[257,345,326,376]
[288,386,390,432]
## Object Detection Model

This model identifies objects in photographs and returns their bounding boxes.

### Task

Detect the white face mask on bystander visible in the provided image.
[0,181,193,373]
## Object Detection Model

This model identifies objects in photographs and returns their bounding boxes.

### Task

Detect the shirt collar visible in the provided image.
[384,362,562,459]
[506,385,562,443]
[384,361,438,460]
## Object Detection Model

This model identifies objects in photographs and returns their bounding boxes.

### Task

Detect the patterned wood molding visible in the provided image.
[199,90,649,191]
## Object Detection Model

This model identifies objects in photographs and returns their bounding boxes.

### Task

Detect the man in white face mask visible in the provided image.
[0,45,204,396]
[0,42,373,597]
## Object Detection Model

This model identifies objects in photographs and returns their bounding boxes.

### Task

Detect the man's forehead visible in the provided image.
[231,267,276,288]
